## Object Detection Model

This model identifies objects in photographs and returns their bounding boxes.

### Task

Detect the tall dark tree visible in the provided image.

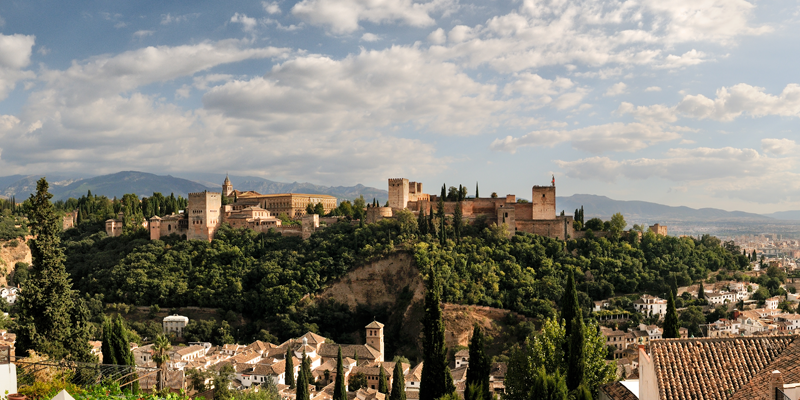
[286,347,296,389]
[465,324,490,400]
[102,315,139,392]
[378,364,389,394]
[334,347,347,400]
[566,316,585,391]
[296,354,310,400]
[529,367,567,400]
[663,291,680,339]
[437,186,446,245]
[475,182,479,199]
[420,267,456,400]
[15,177,93,361]
[389,361,406,400]
[428,205,435,235]
[453,201,463,243]
[562,270,582,339]
[302,355,313,390]
[697,281,705,300]
[418,208,428,236]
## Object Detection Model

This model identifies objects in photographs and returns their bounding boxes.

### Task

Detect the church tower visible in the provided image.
[222,174,233,197]
[365,321,385,362]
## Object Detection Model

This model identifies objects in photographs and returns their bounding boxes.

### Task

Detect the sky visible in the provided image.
[0,0,799,213]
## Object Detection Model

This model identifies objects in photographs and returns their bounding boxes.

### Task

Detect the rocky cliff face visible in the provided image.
[0,236,33,286]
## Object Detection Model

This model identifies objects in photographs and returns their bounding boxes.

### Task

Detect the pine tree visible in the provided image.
[334,347,347,400]
[465,324,490,400]
[286,347,296,388]
[296,354,310,400]
[15,178,92,361]
[389,361,406,400]
[378,364,389,394]
[663,291,680,339]
[698,281,705,300]
[566,316,585,392]
[420,267,456,400]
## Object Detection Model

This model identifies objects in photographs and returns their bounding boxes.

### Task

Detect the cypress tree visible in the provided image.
[529,367,567,400]
[475,182,479,199]
[572,385,592,400]
[286,347,295,388]
[566,316,585,392]
[303,355,313,390]
[334,347,347,400]
[697,281,705,300]
[436,190,446,245]
[562,270,582,339]
[453,201,462,243]
[418,208,428,236]
[296,354,310,400]
[15,178,92,361]
[378,364,389,394]
[420,267,456,400]
[465,324,490,400]
[663,291,680,339]
[428,205,435,235]
[389,361,406,400]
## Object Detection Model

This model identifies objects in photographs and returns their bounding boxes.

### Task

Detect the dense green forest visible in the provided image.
[56,202,750,343]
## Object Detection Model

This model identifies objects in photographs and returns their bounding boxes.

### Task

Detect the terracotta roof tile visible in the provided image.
[599,382,638,400]
[649,335,799,400]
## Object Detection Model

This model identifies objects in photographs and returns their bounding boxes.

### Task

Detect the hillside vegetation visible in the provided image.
[55,209,750,360]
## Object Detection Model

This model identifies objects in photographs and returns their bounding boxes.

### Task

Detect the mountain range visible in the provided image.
[1,171,800,223]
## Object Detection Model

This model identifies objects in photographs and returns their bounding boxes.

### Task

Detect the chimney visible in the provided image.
[771,370,784,398]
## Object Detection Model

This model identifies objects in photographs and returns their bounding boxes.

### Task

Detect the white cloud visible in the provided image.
[262,2,282,14]
[361,33,381,42]
[291,0,455,34]
[762,138,800,155]
[161,13,199,25]
[426,0,769,73]
[604,82,627,97]
[0,33,36,100]
[502,73,575,107]
[676,83,800,121]
[617,102,678,123]
[202,46,507,136]
[556,147,781,182]
[656,49,708,69]
[552,88,590,110]
[645,86,661,92]
[231,13,258,32]
[133,30,154,38]
[114,22,127,28]
[427,28,446,44]
[490,121,681,154]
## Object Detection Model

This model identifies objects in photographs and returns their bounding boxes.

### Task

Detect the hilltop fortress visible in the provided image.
[106,176,576,241]
[106,176,338,241]
[371,178,575,240]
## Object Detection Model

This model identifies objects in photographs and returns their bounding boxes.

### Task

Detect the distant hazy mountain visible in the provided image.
[181,173,389,203]
[0,171,213,200]
[0,171,388,203]
[557,194,773,222]
[762,210,800,221]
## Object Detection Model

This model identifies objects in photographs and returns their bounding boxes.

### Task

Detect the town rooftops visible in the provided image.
[599,381,638,400]
[648,335,800,400]
[175,345,205,356]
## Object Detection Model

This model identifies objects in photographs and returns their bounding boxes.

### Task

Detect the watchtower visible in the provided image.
[149,215,162,240]
[388,178,410,209]
[187,191,222,241]
[365,321,385,362]
[531,185,556,220]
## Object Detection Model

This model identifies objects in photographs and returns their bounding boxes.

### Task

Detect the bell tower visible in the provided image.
[222,174,233,197]
[365,321,385,362]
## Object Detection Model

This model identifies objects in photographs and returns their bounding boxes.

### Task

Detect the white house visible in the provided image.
[163,315,189,337]
[766,297,781,310]
[707,291,736,306]
[634,295,667,318]
[0,287,18,304]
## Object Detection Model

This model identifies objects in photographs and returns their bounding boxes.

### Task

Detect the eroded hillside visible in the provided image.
[0,236,32,286]
[313,251,531,362]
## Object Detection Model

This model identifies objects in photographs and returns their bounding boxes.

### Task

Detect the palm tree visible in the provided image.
[152,334,172,391]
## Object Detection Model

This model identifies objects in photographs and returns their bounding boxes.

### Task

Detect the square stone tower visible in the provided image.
[388,178,410,210]
[531,185,556,220]
[365,321,385,362]
[188,191,222,241]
